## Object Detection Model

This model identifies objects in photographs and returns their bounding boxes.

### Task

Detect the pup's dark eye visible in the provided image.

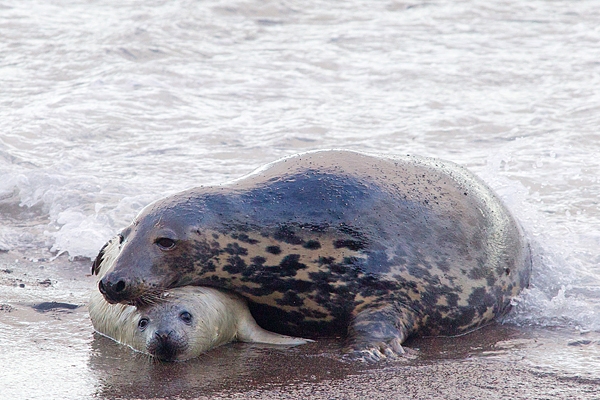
[138,318,149,330]
[179,311,192,324]
[156,238,176,250]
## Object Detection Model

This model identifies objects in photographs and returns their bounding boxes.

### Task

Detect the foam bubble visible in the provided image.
[47,210,115,260]
[0,167,160,259]
[506,286,600,332]
[480,143,600,333]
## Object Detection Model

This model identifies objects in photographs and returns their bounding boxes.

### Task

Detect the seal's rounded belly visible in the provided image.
[93,150,531,361]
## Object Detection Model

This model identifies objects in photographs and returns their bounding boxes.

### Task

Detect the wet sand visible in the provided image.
[1,249,599,400]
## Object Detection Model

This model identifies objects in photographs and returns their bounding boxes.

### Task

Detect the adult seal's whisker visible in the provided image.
[133,290,168,307]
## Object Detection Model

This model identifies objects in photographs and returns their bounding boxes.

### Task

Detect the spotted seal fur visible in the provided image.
[89,237,312,361]
[93,150,531,361]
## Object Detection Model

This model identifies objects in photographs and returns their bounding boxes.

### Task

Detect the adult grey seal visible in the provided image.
[89,238,312,361]
[93,150,531,361]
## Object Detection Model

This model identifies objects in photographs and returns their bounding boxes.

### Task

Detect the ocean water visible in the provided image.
[1,0,599,341]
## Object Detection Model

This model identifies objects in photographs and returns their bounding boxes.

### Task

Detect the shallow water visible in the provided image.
[2,250,599,399]
[1,0,599,398]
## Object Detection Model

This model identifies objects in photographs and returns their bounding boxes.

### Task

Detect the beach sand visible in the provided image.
[1,249,599,400]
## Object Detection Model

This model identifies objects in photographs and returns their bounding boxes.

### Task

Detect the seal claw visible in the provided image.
[346,340,402,363]
[345,338,418,363]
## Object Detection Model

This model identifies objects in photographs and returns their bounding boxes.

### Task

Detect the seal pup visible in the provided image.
[94,150,531,361]
[89,238,312,361]
[89,286,312,361]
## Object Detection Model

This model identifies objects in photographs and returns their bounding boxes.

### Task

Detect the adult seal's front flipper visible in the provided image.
[346,303,419,362]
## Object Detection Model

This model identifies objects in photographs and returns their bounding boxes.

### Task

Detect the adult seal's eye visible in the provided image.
[156,237,176,250]
[138,318,149,330]
[179,311,192,324]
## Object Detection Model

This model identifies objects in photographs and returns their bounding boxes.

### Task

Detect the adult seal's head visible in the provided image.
[93,150,531,361]
[95,204,200,305]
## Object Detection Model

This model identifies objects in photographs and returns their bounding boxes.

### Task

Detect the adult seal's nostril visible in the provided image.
[98,280,107,295]
[114,280,126,293]
[97,277,129,304]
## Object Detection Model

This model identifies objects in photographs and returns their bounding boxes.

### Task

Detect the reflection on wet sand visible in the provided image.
[89,335,359,399]
[86,320,513,400]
